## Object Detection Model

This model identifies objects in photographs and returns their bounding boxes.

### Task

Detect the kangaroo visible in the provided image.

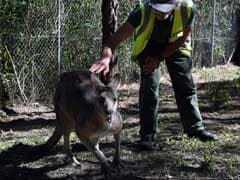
[43,69,123,176]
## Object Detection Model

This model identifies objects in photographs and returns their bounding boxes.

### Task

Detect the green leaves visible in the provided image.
[0,0,28,35]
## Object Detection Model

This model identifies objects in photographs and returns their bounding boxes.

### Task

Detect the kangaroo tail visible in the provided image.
[43,112,62,148]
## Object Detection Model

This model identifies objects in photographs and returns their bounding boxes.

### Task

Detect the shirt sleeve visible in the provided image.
[127,5,142,28]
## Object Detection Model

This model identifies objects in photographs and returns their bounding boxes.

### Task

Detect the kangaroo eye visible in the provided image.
[113,97,117,102]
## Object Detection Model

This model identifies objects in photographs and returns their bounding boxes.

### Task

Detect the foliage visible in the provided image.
[61,0,102,70]
[0,0,28,67]
[0,0,28,35]
[0,0,240,103]
[0,0,28,103]
[193,0,240,67]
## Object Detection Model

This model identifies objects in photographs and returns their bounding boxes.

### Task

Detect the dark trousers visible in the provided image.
[139,52,204,139]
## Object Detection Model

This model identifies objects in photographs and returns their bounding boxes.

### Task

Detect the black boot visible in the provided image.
[138,134,159,151]
[187,129,218,142]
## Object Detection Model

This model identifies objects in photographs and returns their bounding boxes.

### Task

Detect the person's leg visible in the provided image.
[139,64,160,143]
[166,52,217,141]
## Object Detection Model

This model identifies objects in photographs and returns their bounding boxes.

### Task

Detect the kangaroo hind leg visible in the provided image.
[63,126,82,166]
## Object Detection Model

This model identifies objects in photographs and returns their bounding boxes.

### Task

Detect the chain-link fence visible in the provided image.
[0,0,239,108]
[0,0,102,107]
[0,0,59,107]
[192,0,239,67]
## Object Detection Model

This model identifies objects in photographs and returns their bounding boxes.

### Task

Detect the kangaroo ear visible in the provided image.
[108,73,121,91]
[90,72,106,88]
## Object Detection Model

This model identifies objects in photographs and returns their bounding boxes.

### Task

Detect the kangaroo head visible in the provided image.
[98,73,121,123]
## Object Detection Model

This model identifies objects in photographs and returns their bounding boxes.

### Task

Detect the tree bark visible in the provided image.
[230,8,240,66]
[101,0,119,84]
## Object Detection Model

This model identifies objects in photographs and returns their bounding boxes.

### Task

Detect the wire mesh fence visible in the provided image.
[0,0,239,108]
[5,36,57,103]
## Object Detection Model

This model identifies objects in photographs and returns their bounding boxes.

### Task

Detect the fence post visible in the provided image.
[211,0,216,66]
[100,0,119,84]
[57,0,61,77]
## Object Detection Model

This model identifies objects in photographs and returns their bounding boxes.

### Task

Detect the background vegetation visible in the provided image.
[0,0,239,103]
[0,0,239,104]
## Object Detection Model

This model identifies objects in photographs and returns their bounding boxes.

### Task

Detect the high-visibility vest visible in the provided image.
[131,0,193,61]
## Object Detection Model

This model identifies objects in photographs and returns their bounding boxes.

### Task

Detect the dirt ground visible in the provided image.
[0,65,240,180]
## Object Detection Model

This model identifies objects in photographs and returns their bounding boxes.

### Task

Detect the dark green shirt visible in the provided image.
[127,3,196,57]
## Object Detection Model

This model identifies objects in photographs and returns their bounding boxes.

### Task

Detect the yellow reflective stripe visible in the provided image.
[186,1,193,18]
[181,49,191,56]
[187,5,192,18]
[135,2,145,38]
[145,10,154,42]
[179,36,192,56]
[181,4,193,55]
[170,6,183,42]
[132,4,155,60]
[170,2,192,55]
[136,5,152,38]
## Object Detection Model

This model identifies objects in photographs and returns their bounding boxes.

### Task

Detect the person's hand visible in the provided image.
[143,56,162,74]
[90,57,111,76]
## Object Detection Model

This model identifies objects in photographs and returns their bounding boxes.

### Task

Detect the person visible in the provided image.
[90,0,218,150]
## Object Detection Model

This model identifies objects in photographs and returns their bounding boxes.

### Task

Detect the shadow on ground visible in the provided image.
[0,78,240,179]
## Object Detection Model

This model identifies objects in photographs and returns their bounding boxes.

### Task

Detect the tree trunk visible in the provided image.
[230,8,240,66]
[101,0,119,84]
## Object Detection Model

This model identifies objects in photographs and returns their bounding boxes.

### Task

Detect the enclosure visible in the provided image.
[0,0,240,179]
[0,0,239,104]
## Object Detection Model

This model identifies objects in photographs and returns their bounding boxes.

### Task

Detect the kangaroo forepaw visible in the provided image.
[63,156,82,167]
[72,156,82,166]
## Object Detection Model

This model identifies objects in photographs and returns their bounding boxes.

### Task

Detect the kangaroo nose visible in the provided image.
[103,102,113,114]
[105,108,112,114]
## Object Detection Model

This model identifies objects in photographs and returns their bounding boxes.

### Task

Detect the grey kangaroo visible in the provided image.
[43,69,123,176]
